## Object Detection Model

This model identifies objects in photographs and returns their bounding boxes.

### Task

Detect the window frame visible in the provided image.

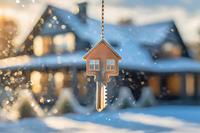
[89,59,100,71]
[106,59,115,71]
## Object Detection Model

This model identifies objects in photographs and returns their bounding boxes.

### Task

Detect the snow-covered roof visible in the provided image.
[127,21,177,46]
[0,53,85,71]
[1,54,200,73]
[39,6,180,47]
[151,58,200,73]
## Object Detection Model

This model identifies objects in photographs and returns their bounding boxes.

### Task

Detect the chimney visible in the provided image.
[77,2,88,23]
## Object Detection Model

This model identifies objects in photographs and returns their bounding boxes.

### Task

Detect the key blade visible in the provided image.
[96,82,107,112]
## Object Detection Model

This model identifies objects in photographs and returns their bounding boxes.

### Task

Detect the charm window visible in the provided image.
[106,59,115,71]
[89,59,100,71]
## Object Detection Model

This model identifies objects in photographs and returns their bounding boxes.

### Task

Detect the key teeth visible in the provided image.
[104,95,107,100]
[104,87,108,107]
[105,99,107,106]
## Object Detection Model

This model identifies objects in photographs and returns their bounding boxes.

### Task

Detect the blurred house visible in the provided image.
[0,2,200,105]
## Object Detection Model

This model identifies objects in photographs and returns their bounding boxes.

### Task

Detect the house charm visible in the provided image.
[83,39,121,112]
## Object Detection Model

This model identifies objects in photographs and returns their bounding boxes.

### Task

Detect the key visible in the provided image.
[83,0,121,112]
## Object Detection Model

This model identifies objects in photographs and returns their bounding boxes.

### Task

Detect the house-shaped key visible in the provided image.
[83,39,121,112]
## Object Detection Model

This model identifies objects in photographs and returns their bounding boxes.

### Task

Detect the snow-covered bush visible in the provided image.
[110,87,136,110]
[136,86,157,107]
[110,86,156,110]
[49,89,94,115]
[10,89,44,119]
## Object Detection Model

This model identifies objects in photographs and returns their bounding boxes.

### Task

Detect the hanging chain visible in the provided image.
[101,0,105,39]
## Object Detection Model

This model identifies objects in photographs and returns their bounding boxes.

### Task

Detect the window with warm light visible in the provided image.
[53,34,65,54]
[162,42,182,57]
[43,36,52,54]
[31,71,42,94]
[33,36,44,56]
[53,32,76,54]
[33,36,51,56]
[54,72,64,90]
[65,32,76,52]
[89,59,100,71]
[106,59,115,71]
[54,72,65,95]
[186,74,194,96]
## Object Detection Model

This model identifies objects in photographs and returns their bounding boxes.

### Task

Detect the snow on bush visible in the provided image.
[49,89,94,115]
[10,89,45,119]
[110,87,136,110]
[136,86,157,107]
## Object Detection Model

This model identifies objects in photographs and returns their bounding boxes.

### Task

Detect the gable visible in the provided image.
[133,20,190,58]
[39,14,70,36]
[83,39,121,60]
[33,6,72,36]
[23,5,74,43]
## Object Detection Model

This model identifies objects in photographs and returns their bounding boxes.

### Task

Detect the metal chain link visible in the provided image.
[101,0,105,39]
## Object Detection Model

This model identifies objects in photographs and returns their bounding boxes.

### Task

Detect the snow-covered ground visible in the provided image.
[0,105,200,133]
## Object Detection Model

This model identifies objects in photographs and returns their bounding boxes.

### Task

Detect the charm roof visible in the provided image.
[83,39,122,60]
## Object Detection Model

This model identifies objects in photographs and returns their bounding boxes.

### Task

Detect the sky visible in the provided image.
[90,0,200,12]
[0,0,200,44]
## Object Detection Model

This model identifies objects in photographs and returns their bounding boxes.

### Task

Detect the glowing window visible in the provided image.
[54,72,65,95]
[33,36,51,56]
[53,34,65,54]
[31,71,42,94]
[53,34,65,46]
[89,59,100,71]
[186,74,194,96]
[33,36,43,56]
[106,59,115,71]
[53,33,76,53]
[65,32,76,53]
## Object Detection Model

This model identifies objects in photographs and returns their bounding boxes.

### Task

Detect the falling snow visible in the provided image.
[0,1,200,133]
